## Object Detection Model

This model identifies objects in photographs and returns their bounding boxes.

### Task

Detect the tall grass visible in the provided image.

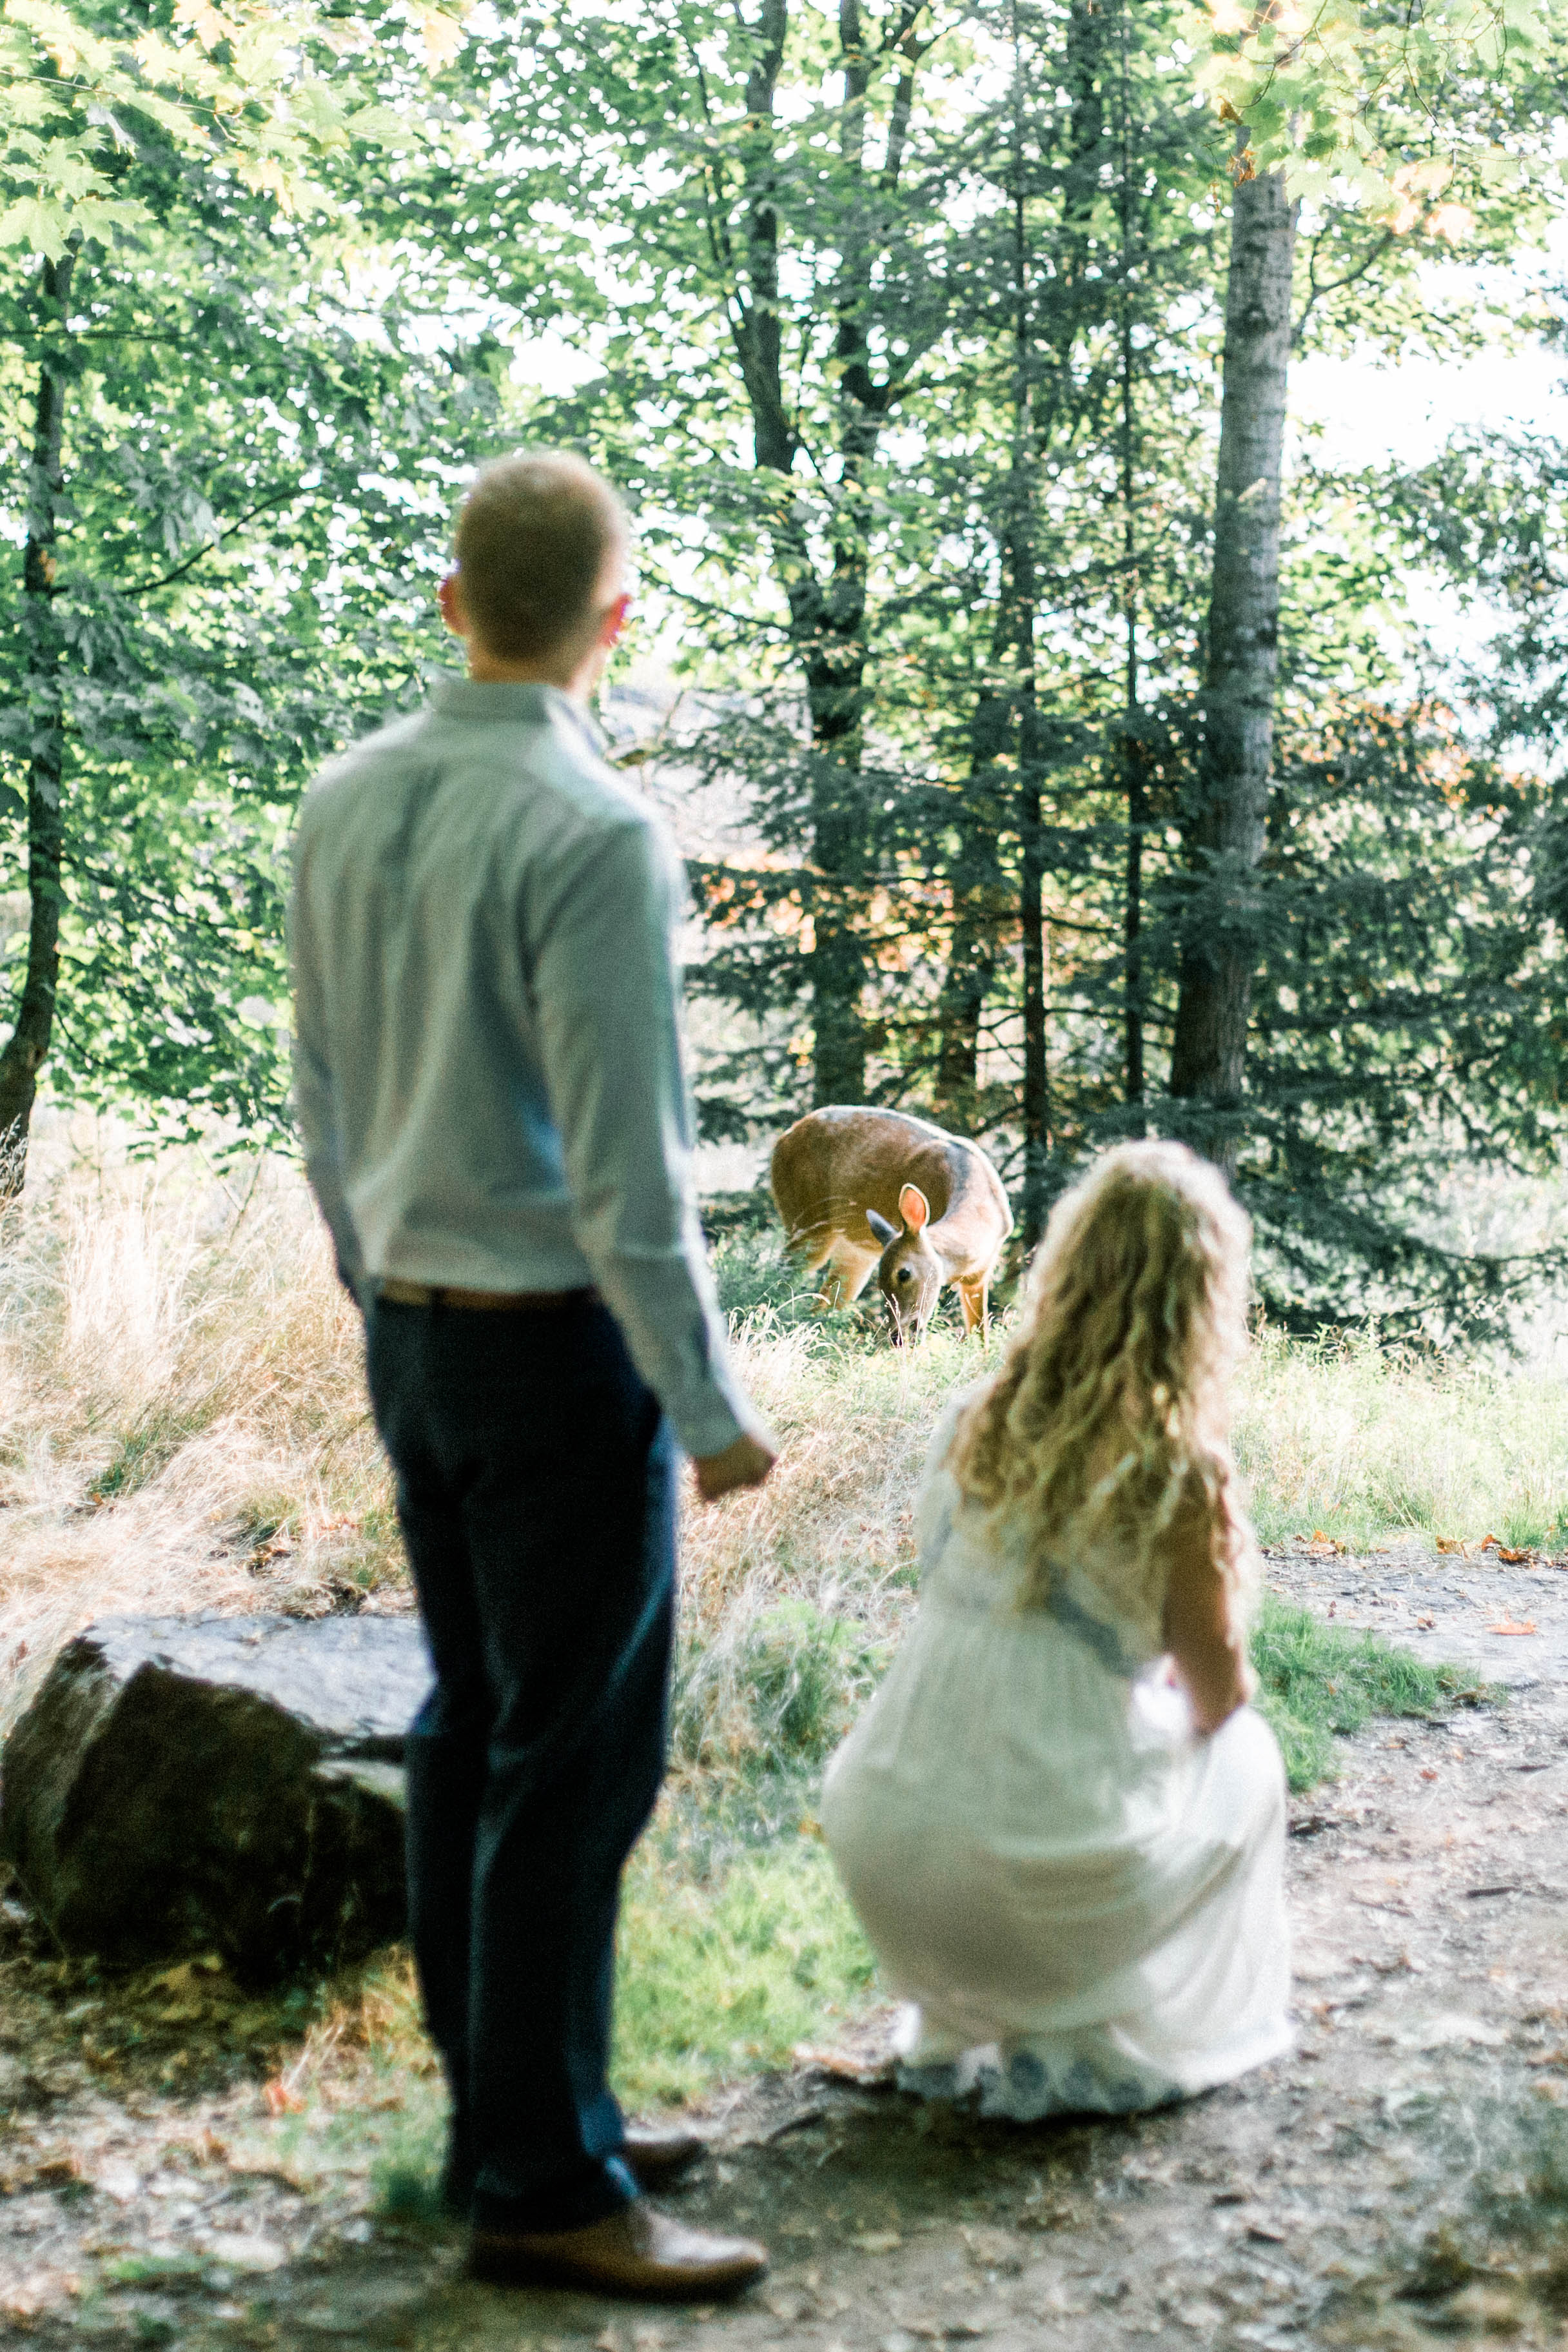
[0,1136,398,1735]
[1235,1325,1568,1552]
[3,1152,1562,1745]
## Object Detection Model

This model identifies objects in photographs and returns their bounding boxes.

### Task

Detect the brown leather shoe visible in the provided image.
[468,2199,768,2300]
[622,2121,707,2188]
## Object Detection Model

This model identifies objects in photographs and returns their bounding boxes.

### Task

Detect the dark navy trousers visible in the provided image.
[366,1295,676,2233]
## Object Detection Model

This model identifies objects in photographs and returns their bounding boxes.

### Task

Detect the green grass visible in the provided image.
[614,1832,877,2108]
[1235,1326,1568,1553]
[1251,1591,1486,1790]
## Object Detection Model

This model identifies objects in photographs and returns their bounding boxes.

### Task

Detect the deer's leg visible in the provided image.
[956,1274,986,1338]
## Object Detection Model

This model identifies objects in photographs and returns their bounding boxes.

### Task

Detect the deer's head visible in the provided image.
[866,1184,942,1343]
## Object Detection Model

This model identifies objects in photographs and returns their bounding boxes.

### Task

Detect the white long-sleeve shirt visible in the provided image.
[288,676,761,1460]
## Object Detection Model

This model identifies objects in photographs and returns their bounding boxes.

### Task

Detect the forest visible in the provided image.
[4,5,1568,2345]
[0,0,1562,1340]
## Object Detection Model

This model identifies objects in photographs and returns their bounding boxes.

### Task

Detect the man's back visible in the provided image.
[291,672,749,1460]
[293,677,659,1292]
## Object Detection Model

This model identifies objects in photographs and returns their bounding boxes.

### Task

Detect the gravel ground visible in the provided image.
[5,1553,1568,2349]
[1266,1538,1568,1690]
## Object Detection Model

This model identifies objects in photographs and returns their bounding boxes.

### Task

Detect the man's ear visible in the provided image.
[866,1208,898,1248]
[437,569,467,639]
[899,1184,931,1233]
[599,590,632,650]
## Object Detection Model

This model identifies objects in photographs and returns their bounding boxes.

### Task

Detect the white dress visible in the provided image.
[820,1404,1291,2121]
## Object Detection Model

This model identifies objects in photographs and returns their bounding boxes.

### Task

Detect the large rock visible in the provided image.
[0,1613,431,1981]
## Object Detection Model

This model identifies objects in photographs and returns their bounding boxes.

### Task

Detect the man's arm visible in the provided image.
[529,810,773,1466]
[288,843,368,1304]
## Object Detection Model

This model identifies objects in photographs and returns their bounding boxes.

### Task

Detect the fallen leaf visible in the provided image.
[1420,1767,1440,1781]
[1497,1547,1534,1565]
[1436,1537,1474,1556]
[1487,1619,1537,1636]
[262,2078,304,2117]
[794,2044,894,2084]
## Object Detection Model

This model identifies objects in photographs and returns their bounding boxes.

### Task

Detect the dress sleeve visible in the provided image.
[528,810,769,1459]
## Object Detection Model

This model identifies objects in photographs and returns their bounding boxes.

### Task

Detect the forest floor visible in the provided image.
[7,1547,1568,2349]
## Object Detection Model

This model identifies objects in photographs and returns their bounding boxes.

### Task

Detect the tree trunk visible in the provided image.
[934,691,1008,1131]
[1168,160,1297,1168]
[0,244,78,1190]
[1008,118,1049,1253]
[1017,683,1048,1247]
[1115,0,1146,1126]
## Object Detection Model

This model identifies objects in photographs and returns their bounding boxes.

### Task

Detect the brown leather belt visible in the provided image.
[375,1280,600,1311]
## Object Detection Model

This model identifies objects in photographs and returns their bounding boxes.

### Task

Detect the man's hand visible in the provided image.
[694,1432,777,1502]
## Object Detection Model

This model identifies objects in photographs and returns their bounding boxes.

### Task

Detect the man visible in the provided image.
[289,451,776,2300]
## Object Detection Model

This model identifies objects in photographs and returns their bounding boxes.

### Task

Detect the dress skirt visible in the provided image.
[820,1579,1292,2121]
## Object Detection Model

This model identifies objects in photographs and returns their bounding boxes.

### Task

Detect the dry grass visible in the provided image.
[3,1134,1566,1752]
[0,1132,404,1735]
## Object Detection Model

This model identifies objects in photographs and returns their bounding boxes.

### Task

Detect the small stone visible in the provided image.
[202,2233,288,2273]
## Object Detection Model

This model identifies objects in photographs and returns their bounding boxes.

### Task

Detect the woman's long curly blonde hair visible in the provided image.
[948,1140,1256,1643]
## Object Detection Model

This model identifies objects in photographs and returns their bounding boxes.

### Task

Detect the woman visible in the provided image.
[821,1141,1290,2120]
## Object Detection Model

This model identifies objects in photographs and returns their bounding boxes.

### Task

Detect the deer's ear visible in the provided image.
[899,1184,931,1233]
[866,1208,898,1248]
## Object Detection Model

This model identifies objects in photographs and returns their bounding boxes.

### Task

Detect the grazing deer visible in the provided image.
[770,1106,1014,1341]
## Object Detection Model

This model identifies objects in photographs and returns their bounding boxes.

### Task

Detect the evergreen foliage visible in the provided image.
[0,0,1558,1332]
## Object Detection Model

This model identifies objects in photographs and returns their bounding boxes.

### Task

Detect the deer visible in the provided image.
[769,1106,1014,1342]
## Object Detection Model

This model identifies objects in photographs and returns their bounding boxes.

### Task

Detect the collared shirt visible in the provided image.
[288,676,760,1460]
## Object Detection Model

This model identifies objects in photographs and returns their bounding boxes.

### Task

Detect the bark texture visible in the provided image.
[932,689,1008,1133]
[1168,165,1297,1163]
[0,245,77,1187]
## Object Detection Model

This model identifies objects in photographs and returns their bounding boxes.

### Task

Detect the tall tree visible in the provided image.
[0,240,77,1163]
[455,0,955,1108]
[0,0,438,1183]
[0,2,481,1180]
[1168,153,1298,1166]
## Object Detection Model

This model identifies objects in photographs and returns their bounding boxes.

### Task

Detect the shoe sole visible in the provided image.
[467,2245,767,2300]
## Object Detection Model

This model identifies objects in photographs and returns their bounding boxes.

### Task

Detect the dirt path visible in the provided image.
[6,1554,1568,2349]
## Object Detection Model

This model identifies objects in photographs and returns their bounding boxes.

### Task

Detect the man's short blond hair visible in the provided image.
[453,451,628,662]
